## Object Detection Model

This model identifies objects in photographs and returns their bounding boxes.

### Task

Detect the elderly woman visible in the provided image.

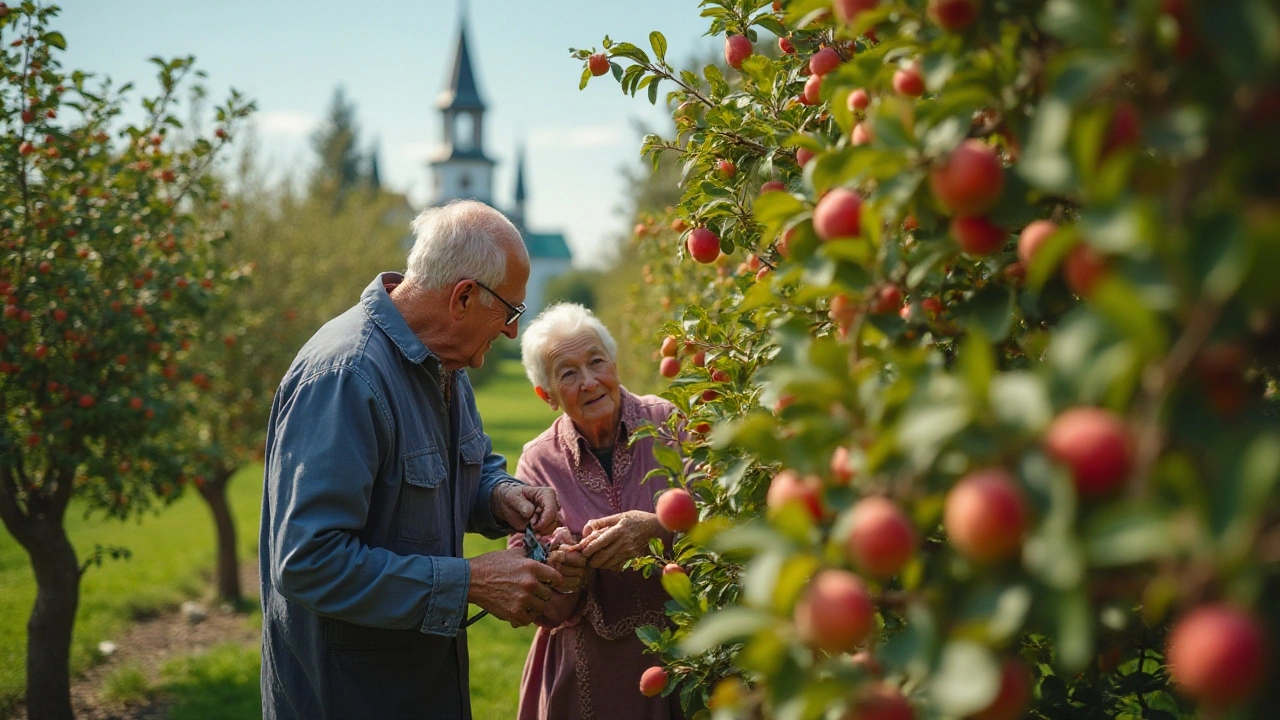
[510,302,686,720]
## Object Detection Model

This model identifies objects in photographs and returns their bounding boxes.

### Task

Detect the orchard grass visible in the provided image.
[0,358,560,718]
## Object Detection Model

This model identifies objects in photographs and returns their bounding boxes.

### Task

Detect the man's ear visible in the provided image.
[448,280,472,321]
[534,386,558,410]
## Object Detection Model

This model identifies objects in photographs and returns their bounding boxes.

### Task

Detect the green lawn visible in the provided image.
[0,358,561,719]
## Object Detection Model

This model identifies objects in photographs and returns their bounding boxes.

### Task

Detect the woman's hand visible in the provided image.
[568,511,663,571]
[546,548,590,593]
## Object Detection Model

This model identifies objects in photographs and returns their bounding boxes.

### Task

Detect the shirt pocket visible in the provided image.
[397,446,449,547]
[456,433,486,500]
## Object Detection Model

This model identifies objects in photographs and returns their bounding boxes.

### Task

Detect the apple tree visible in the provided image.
[576,0,1279,718]
[0,4,252,718]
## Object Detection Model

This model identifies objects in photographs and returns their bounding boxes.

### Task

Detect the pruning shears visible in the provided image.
[464,526,549,627]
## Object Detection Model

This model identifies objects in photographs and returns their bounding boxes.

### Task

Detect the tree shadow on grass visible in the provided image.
[159,643,261,720]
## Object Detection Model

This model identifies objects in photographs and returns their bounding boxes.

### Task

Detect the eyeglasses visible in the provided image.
[472,278,526,326]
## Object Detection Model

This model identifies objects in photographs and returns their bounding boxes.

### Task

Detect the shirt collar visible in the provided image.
[361,272,436,366]
[555,387,643,468]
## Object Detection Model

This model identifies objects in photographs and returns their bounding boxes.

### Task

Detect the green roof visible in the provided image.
[524,231,571,260]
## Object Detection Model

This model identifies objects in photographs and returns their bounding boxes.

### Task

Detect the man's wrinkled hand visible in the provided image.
[546,548,590,593]
[568,510,663,571]
[467,547,563,627]
[492,483,560,534]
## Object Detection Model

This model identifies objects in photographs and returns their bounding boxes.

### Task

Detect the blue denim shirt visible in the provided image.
[259,273,517,720]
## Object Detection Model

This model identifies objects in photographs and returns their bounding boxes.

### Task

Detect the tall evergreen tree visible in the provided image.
[310,86,365,203]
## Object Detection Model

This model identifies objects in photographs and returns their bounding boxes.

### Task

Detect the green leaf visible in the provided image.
[928,640,1001,717]
[42,31,67,50]
[661,569,695,609]
[753,15,787,37]
[958,285,1015,341]
[681,608,773,655]
[579,66,592,91]
[1084,503,1175,566]
[1018,95,1075,193]
[648,78,660,105]
[989,372,1052,433]
[1039,0,1110,47]
[1054,589,1094,671]
[958,328,994,403]
[649,31,667,64]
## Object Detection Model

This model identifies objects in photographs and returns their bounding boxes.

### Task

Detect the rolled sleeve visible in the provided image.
[420,556,470,635]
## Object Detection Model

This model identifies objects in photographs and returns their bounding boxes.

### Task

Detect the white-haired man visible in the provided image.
[260,200,576,719]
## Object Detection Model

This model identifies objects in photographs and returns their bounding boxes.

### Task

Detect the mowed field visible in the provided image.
[0,358,561,719]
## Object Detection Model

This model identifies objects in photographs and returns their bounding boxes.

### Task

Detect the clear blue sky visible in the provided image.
[55,1,719,267]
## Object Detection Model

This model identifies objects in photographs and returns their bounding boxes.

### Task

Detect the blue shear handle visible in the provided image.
[465,527,550,627]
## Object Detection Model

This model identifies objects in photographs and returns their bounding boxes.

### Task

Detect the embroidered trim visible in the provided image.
[581,589,669,643]
[573,624,595,720]
[556,389,649,513]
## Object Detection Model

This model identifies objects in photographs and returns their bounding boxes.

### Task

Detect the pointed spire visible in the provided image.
[512,141,527,228]
[437,10,485,111]
[368,137,382,191]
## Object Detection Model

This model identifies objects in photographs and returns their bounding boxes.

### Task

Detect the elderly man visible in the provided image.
[260,200,565,720]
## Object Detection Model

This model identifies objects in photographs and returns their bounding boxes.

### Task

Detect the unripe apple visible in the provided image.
[662,562,686,577]
[1100,100,1141,159]
[845,496,915,578]
[944,469,1027,562]
[687,227,721,263]
[661,336,679,357]
[851,122,874,146]
[803,74,823,105]
[829,293,858,335]
[659,356,681,379]
[1167,604,1269,707]
[810,47,840,76]
[1017,220,1057,265]
[796,146,815,168]
[893,64,925,97]
[833,0,880,26]
[850,683,914,720]
[656,488,698,532]
[969,659,1032,720]
[929,139,1004,216]
[639,666,669,697]
[779,36,796,54]
[1063,243,1108,296]
[725,34,753,70]
[761,180,786,194]
[847,88,870,111]
[950,216,1007,255]
[717,159,736,178]
[767,470,824,521]
[1043,407,1132,496]
[869,285,903,315]
[588,53,610,77]
[927,0,981,32]
[813,188,863,241]
[794,569,874,653]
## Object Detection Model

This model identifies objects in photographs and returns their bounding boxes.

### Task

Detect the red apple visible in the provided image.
[662,562,686,577]
[929,139,1004,216]
[970,659,1032,720]
[659,356,681,379]
[1167,604,1269,707]
[921,296,943,319]
[761,180,786,194]
[813,188,863,240]
[851,684,914,720]
[661,336,679,357]
[767,470,824,520]
[803,74,823,105]
[903,214,919,231]
[692,350,707,367]
[687,227,721,263]
[711,369,730,383]
[18,141,34,156]
[928,0,981,32]
[810,47,841,76]
[830,446,856,484]
[725,34,753,70]
[1063,243,1108,296]
[1101,101,1141,159]
[718,159,736,178]
[639,666,669,697]
[944,469,1027,562]
[833,0,880,26]
[794,569,875,653]
[951,216,1007,255]
[78,394,95,409]
[869,285,903,315]
[1043,407,1132,497]
[845,496,916,578]
[656,488,698,532]
[1017,220,1057,265]
[588,53,610,77]
[779,36,796,54]
[851,122,874,146]
[893,64,925,97]
[847,88,870,112]
[796,146,815,168]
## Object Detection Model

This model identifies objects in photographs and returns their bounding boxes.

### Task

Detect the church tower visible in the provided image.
[429,13,495,205]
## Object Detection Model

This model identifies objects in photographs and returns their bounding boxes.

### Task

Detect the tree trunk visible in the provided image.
[199,467,240,604]
[24,521,80,720]
[0,467,79,720]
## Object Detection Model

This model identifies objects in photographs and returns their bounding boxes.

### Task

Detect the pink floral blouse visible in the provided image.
[508,388,686,720]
